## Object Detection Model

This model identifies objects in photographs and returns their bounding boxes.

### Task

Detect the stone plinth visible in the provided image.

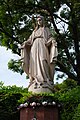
[28,85,53,93]
[28,81,54,94]
[20,105,59,120]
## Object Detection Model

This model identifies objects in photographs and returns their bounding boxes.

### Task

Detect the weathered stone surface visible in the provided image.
[21,16,58,94]
[28,81,54,93]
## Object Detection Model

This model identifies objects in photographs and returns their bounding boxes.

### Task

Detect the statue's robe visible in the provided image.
[21,27,58,90]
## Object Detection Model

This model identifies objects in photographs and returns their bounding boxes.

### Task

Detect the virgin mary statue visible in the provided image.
[21,16,58,93]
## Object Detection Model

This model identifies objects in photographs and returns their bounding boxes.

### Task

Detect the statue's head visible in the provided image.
[33,15,45,31]
[36,15,44,27]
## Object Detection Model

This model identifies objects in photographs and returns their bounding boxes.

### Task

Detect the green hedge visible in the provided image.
[0,79,80,120]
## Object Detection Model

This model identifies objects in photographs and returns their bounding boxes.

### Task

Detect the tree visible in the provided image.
[0,0,80,84]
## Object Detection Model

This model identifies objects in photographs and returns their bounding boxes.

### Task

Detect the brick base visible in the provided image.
[20,105,59,120]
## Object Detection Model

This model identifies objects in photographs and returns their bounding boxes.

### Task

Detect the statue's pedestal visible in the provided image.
[28,86,53,93]
[20,105,59,120]
[28,81,54,93]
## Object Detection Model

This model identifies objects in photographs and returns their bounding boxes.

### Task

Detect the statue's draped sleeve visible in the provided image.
[44,27,58,63]
[21,32,34,75]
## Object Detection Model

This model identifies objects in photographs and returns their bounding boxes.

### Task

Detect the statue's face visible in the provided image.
[37,17,43,26]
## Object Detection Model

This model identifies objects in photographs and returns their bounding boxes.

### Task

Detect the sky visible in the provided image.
[0,46,65,88]
[0,46,30,88]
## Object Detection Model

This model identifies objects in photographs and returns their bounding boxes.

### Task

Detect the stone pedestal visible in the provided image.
[20,105,59,120]
[28,81,54,94]
[28,85,53,93]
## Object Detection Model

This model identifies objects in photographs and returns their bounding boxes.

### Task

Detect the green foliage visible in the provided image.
[72,104,80,120]
[60,7,70,20]
[1,79,80,120]
[59,86,80,120]
[25,92,56,104]
[8,59,24,75]
[55,78,77,92]
[53,79,80,120]
[0,82,28,120]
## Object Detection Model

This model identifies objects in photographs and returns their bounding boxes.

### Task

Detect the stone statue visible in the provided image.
[20,16,58,93]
